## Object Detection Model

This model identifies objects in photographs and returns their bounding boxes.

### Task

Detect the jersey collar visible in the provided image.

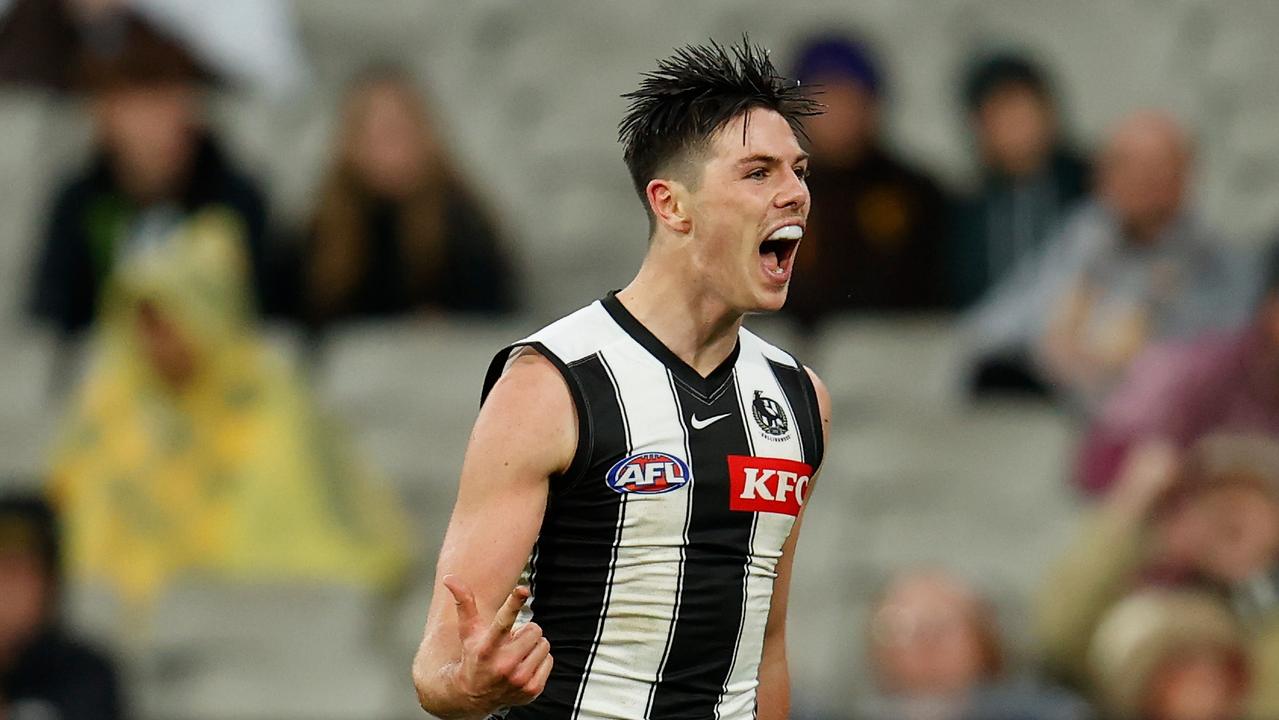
[600,291,741,399]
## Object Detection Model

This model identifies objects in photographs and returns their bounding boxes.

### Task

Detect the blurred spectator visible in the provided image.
[0,0,306,97]
[1089,590,1248,720]
[782,35,950,328]
[950,51,1089,310]
[1076,245,1279,495]
[964,111,1248,405]
[1037,112,1250,409]
[0,494,122,720]
[47,210,408,606]
[1037,433,1279,717]
[854,569,1088,720]
[28,14,274,337]
[299,65,513,326]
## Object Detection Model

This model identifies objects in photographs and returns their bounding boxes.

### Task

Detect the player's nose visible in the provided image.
[774,167,809,212]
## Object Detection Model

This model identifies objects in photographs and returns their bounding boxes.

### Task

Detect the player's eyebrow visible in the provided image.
[736,152,810,167]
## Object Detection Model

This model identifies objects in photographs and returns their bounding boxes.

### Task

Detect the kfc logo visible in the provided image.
[727,455,813,516]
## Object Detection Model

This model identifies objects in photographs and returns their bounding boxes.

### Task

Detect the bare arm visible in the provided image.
[1035,440,1178,687]
[412,351,578,718]
[757,367,832,720]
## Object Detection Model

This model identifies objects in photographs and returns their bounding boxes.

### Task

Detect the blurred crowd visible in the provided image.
[4,2,1279,720]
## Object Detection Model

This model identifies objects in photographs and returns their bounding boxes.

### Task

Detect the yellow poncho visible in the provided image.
[49,210,408,605]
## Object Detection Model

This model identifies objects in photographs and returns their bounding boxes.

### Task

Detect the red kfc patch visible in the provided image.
[727,455,814,516]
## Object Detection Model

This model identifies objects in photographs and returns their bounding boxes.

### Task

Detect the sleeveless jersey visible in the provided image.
[480,293,825,720]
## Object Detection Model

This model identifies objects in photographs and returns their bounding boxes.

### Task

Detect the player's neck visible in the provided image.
[617,252,742,379]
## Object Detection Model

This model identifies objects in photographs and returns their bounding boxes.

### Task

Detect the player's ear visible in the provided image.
[646,177,692,235]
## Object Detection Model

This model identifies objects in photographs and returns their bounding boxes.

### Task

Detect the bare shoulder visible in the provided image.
[474,347,578,476]
[485,348,574,410]
[803,365,832,442]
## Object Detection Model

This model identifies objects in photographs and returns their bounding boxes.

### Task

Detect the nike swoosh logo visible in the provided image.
[689,413,731,430]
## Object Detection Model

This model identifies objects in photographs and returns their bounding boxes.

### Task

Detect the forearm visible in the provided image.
[755,633,790,720]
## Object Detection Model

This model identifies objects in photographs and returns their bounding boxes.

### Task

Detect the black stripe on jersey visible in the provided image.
[506,352,628,720]
[481,341,593,485]
[648,373,754,720]
[723,514,759,717]
[571,354,631,719]
[645,370,697,717]
[768,358,824,468]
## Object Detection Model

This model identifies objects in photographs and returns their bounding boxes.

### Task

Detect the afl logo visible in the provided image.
[605,452,690,495]
[752,390,789,438]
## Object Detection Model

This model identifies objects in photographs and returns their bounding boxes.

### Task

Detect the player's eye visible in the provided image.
[747,168,768,180]
[794,165,810,180]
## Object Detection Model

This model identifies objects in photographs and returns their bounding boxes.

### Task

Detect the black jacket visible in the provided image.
[784,145,952,326]
[2,630,123,720]
[300,186,514,326]
[29,134,270,334]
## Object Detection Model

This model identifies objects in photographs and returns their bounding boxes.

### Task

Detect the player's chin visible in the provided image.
[746,283,790,314]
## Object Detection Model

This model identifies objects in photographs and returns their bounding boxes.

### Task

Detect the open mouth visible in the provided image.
[760,224,802,278]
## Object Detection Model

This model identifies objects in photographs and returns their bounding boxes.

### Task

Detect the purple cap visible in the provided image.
[793,35,881,96]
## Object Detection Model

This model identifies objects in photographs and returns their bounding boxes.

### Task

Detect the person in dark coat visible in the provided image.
[299,65,513,326]
[782,34,951,329]
[29,17,271,336]
[0,493,123,720]
[951,51,1089,311]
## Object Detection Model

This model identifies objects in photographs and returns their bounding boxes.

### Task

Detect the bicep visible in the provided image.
[419,352,578,652]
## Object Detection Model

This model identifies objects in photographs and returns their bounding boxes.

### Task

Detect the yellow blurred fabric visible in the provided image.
[49,209,409,605]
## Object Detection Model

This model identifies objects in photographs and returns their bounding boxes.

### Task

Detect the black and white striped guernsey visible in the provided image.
[480,292,825,720]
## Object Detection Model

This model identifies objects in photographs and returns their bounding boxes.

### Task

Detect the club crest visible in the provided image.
[751,390,789,439]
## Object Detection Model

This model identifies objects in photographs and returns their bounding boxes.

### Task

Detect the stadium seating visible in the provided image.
[139,580,398,720]
[7,0,1279,716]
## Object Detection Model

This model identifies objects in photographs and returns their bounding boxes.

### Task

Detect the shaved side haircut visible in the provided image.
[619,37,823,215]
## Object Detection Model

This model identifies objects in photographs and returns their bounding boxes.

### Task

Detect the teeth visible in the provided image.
[768,225,803,241]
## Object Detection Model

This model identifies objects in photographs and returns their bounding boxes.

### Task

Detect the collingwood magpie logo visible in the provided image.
[751,390,789,439]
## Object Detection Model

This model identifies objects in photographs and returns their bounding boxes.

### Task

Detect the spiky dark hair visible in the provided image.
[619,37,822,210]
